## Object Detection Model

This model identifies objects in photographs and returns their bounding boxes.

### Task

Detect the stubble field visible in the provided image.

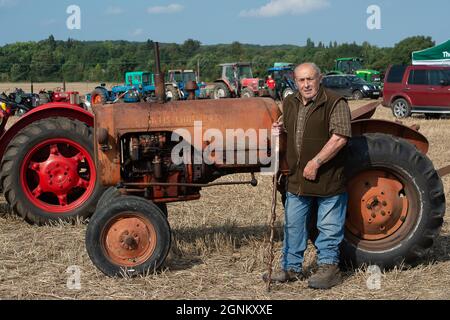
[0,90,449,300]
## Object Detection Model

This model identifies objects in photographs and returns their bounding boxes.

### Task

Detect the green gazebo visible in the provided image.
[412,40,450,65]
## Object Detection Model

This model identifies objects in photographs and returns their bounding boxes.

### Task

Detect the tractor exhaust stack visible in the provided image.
[154,42,166,104]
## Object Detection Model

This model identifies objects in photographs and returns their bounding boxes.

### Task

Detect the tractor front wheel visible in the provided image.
[0,117,104,225]
[86,195,171,277]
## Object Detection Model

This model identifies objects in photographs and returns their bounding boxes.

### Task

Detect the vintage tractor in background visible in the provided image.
[328,57,382,86]
[0,43,445,278]
[212,62,269,99]
[90,71,156,105]
[267,63,297,100]
[165,69,206,100]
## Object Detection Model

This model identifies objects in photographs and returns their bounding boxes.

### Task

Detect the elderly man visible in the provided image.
[264,63,351,289]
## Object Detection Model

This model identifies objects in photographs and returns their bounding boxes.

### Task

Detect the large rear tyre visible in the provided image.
[0,118,104,225]
[341,133,445,269]
[86,196,171,277]
[213,82,231,99]
[165,85,180,101]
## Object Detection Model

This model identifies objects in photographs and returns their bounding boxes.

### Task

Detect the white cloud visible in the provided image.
[106,6,123,15]
[131,28,143,37]
[240,0,330,17]
[147,4,183,14]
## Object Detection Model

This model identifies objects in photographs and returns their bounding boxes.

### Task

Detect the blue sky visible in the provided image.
[0,0,448,47]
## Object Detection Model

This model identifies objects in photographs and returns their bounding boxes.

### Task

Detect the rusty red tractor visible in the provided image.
[212,62,269,99]
[0,43,446,277]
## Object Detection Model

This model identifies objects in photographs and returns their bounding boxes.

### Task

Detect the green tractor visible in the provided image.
[329,57,382,86]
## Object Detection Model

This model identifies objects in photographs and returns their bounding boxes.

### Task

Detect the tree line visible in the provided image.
[0,35,435,83]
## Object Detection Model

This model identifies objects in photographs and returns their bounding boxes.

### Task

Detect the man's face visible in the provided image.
[295,65,322,100]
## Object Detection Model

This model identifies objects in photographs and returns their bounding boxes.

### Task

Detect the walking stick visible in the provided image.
[266,124,280,292]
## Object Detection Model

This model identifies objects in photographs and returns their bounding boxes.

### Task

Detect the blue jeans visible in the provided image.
[281,192,348,272]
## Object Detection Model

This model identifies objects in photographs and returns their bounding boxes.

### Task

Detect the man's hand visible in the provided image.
[272,121,284,136]
[303,159,320,181]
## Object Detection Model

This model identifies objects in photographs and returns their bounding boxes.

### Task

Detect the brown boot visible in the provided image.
[262,269,305,283]
[307,264,342,289]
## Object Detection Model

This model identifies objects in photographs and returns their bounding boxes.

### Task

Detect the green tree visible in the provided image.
[390,36,435,65]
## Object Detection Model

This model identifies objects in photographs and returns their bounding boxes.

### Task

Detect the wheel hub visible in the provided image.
[347,170,409,240]
[38,156,80,194]
[21,139,95,211]
[104,215,157,266]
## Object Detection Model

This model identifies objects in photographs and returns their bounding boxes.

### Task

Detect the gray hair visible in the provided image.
[295,62,321,77]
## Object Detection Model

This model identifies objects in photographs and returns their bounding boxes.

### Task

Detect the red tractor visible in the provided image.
[212,63,269,99]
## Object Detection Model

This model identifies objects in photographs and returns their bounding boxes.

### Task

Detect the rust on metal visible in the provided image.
[93,97,280,187]
[154,42,166,104]
[184,80,198,100]
[437,165,450,177]
[103,212,157,267]
[346,170,408,241]
[351,119,429,154]
[350,101,379,121]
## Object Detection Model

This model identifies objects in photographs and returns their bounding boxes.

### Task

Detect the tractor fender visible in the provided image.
[0,103,93,161]
[165,82,178,89]
[351,118,429,154]
[213,79,233,91]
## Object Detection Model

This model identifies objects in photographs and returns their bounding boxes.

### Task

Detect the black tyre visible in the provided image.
[86,195,171,277]
[241,87,255,98]
[0,117,104,225]
[213,82,231,99]
[341,133,445,269]
[391,98,411,119]
[165,85,180,101]
[96,187,168,218]
[352,90,364,100]
[96,186,122,210]
[91,88,107,105]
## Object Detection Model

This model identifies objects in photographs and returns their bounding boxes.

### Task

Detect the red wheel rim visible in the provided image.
[20,138,96,213]
[102,212,157,267]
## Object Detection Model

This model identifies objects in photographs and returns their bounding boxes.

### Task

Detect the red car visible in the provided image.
[382,65,450,118]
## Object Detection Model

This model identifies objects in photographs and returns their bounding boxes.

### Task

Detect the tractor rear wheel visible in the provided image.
[86,195,171,277]
[165,85,180,101]
[341,133,445,269]
[0,117,104,225]
[213,82,231,99]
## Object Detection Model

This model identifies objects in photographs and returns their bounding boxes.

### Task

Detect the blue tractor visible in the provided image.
[89,71,156,105]
[165,69,207,100]
[267,63,297,100]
